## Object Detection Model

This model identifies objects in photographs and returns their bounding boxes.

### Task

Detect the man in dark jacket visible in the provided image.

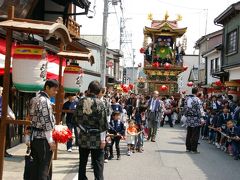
[183,88,204,153]
[74,81,108,180]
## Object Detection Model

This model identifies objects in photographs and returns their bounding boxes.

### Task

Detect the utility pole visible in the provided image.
[100,0,109,87]
[120,17,132,84]
[132,49,135,84]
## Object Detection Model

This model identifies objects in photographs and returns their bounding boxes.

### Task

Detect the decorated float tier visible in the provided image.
[12,45,47,92]
[142,13,187,97]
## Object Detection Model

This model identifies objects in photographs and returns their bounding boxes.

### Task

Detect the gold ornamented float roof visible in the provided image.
[144,19,187,37]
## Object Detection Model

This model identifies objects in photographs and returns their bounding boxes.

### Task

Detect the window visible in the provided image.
[210,59,214,74]
[226,29,238,55]
[215,58,220,72]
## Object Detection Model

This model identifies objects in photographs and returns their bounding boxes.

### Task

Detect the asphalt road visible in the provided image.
[74,126,240,180]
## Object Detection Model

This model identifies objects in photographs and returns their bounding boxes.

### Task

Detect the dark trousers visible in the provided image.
[186,126,200,151]
[209,130,216,142]
[202,125,209,138]
[66,123,79,149]
[161,114,173,127]
[231,141,240,158]
[104,144,111,160]
[216,131,221,144]
[148,127,157,140]
[78,148,104,180]
[30,139,52,180]
[110,136,121,157]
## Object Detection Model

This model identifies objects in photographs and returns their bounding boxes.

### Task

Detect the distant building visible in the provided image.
[79,38,123,91]
[178,55,198,95]
[214,1,240,100]
[195,30,223,86]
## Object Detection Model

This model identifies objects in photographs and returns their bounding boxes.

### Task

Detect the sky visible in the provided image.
[77,0,239,67]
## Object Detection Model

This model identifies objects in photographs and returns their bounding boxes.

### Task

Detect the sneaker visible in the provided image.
[234,156,239,160]
[104,159,109,163]
[127,151,131,156]
[108,155,114,160]
[117,156,121,160]
[186,149,191,153]
[215,143,220,149]
[67,148,72,152]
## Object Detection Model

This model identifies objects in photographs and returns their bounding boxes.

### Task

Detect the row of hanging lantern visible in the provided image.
[12,45,84,93]
[115,83,134,93]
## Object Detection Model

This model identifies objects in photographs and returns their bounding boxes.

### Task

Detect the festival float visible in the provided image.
[142,12,187,98]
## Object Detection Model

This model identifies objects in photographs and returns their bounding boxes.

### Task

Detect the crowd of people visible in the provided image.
[181,88,240,159]
[59,82,181,180]
[26,79,240,180]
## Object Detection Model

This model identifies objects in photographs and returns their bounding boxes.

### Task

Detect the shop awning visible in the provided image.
[57,51,94,65]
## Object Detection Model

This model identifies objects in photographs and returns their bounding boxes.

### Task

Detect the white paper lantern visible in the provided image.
[12,45,47,92]
[63,63,83,93]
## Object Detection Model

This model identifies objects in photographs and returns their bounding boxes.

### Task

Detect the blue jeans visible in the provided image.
[66,123,78,150]
[209,131,216,142]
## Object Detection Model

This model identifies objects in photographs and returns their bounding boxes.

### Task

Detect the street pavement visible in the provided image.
[3,125,240,180]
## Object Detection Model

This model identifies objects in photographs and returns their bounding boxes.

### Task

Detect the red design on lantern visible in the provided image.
[187,82,193,87]
[52,125,72,144]
[183,65,188,71]
[152,62,160,68]
[160,85,168,91]
[140,47,145,53]
[215,80,222,86]
[164,63,171,69]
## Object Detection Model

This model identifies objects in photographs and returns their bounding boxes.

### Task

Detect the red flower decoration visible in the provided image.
[160,85,168,91]
[140,47,145,54]
[52,125,72,144]
[215,80,222,86]
[152,62,160,68]
[129,83,134,90]
[187,82,193,87]
[164,63,171,69]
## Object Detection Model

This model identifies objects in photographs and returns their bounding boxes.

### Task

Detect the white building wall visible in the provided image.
[80,73,101,92]
[80,48,101,73]
[178,55,198,95]
[206,51,221,84]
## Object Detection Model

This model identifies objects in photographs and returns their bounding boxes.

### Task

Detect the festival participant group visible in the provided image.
[24,79,240,180]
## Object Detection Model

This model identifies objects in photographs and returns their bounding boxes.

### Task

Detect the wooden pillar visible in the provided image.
[0,6,14,180]
[54,43,64,160]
